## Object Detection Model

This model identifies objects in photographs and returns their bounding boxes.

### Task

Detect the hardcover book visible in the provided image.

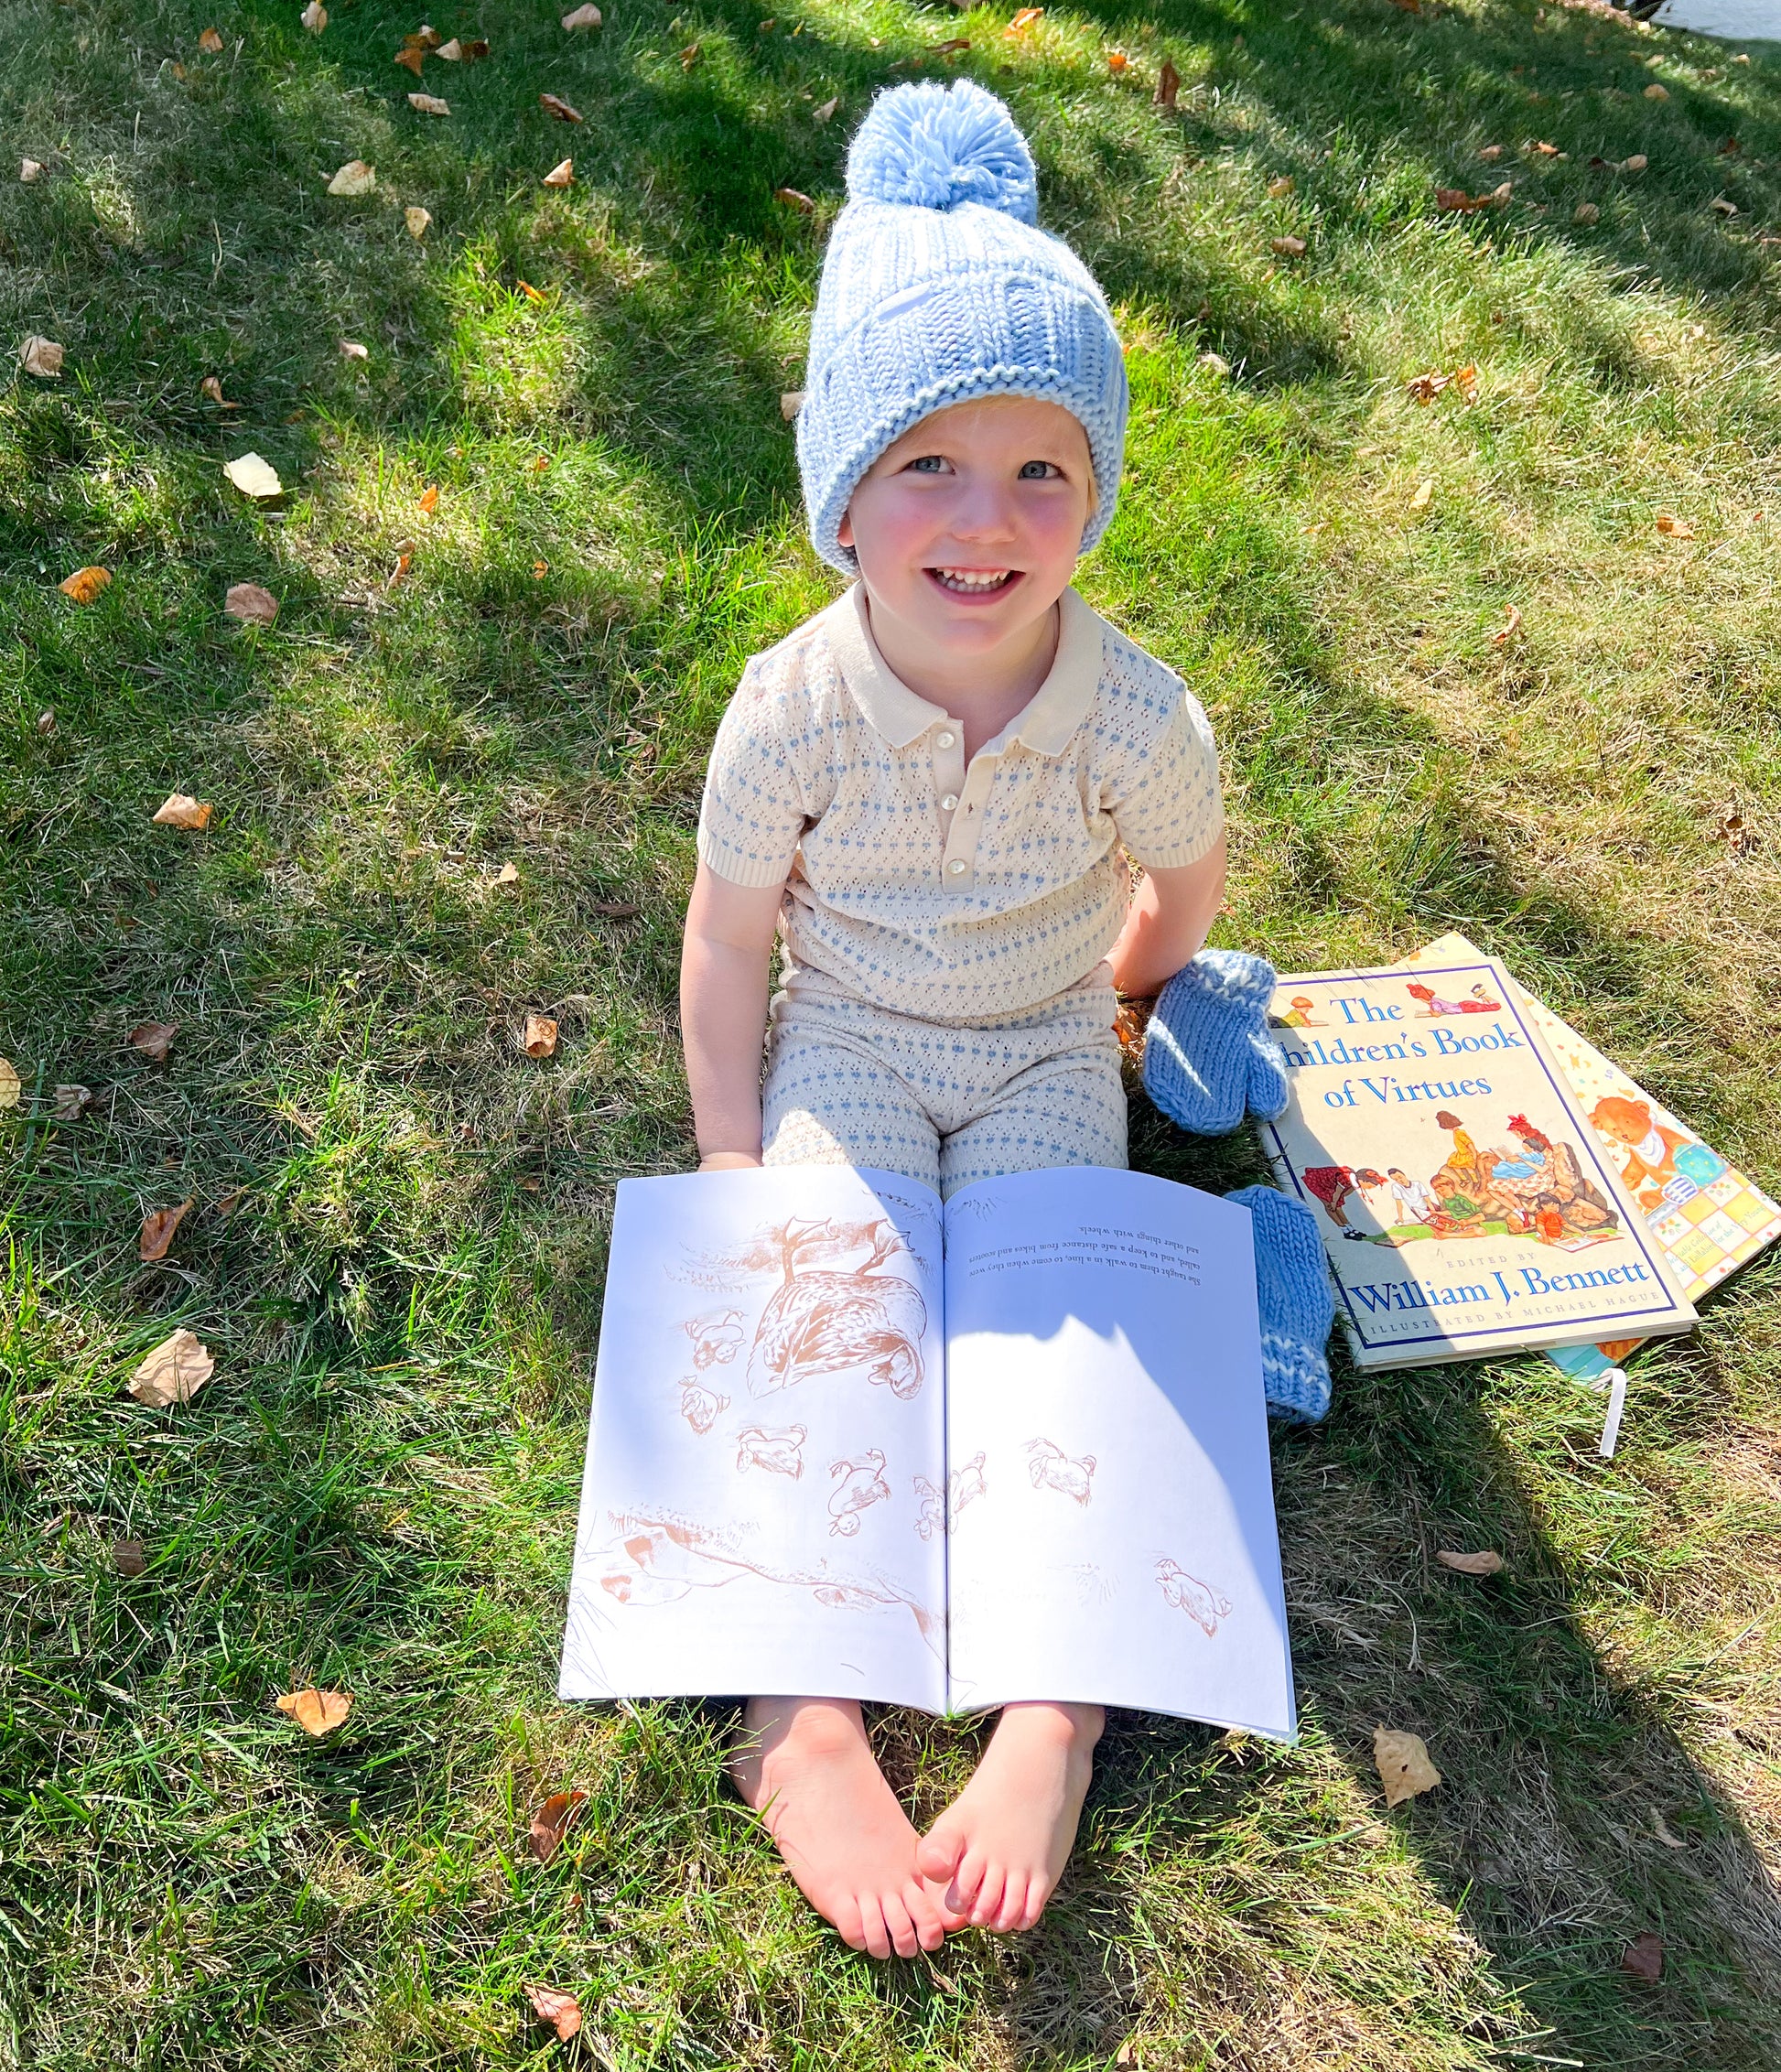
[558,1162,1296,1740]
[1259,955,1698,1370]
[1403,933,1781,1382]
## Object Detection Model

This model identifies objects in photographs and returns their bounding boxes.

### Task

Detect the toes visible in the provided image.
[856,1894,894,1962]
[994,1873,1036,1934]
[881,1890,922,1960]
[901,1877,948,1953]
[1020,1872,1053,1930]
[828,1893,869,1954]
[968,1865,1008,1930]
[944,1844,989,1915]
[915,1825,964,1887]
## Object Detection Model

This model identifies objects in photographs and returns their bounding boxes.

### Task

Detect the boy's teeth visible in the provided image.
[934,568,1009,590]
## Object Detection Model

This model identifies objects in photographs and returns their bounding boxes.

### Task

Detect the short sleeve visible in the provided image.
[696,664,812,890]
[1106,690,1224,869]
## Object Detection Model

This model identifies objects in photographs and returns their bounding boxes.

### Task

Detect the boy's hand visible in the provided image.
[699,1151,763,1172]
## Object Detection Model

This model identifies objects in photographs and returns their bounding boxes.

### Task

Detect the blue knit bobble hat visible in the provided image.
[797,81,1128,575]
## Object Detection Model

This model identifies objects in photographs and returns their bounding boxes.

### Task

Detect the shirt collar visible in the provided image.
[826,583,1105,758]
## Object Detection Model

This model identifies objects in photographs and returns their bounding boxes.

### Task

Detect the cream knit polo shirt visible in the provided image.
[696,585,1224,1022]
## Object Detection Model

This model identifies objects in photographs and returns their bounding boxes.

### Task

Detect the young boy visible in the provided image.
[680,81,1227,1959]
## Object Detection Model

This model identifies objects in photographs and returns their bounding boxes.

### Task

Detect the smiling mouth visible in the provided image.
[928,567,1020,596]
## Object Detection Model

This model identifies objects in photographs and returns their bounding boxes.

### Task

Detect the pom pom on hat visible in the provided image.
[846,78,1037,222]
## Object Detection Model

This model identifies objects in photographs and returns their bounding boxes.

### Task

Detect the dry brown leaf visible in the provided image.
[416,24,442,47]
[113,1538,148,1575]
[1267,174,1294,197]
[529,1788,588,1862]
[1711,197,1738,217]
[1718,135,1741,157]
[1005,6,1043,35]
[1452,363,1478,402]
[395,43,426,73]
[1621,1931,1664,1981]
[814,95,839,123]
[59,566,111,603]
[495,860,520,884]
[153,793,214,830]
[0,1058,19,1111]
[388,548,413,587]
[1373,1725,1441,1808]
[1154,57,1180,111]
[543,156,574,187]
[418,485,440,515]
[1621,154,1647,173]
[523,1013,559,1058]
[224,582,278,624]
[405,206,433,238]
[302,1,328,30]
[531,559,548,578]
[435,37,462,59]
[326,159,376,197]
[780,388,805,419]
[459,38,490,58]
[199,26,223,51]
[562,3,603,25]
[1527,138,1563,157]
[340,338,370,360]
[925,37,970,54]
[775,186,815,212]
[518,279,547,303]
[36,708,56,734]
[590,899,641,918]
[679,40,700,67]
[21,334,64,377]
[1651,1810,1688,1849]
[1656,513,1694,538]
[215,1187,246,1216]
[1270,234,1306,258]
[1644,82,1668,102]
[1106,49,1128,72]
[276,1688,353,1736]
[1492,601,1523,646]
[130,1022,178,1063]
[1409,478,1433,511]
[1478,143,1504,162]
[541,92,583,122]
[224,451,284,498]
[129,1328,216,1407]
[1573,201,1600,224]
[409,92,450,114]
[530,450,550,467]
[200,374,239,405]
[54,1085,92,1121]
[1113,2044,1137,2068]
[525,1987,582,2041]
[139,1199,194,1263]
[1435,1548,1503,1574]
[21,157,43,181]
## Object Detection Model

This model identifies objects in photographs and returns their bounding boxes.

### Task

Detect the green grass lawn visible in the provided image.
[5,0,1781,2063]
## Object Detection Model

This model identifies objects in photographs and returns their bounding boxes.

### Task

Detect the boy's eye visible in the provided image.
[1018,459,1062,480]
[908,455,952,475]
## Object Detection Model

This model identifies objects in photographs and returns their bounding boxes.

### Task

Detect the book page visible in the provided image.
[940,1169,1295,1740]
[559,1166,948,1711]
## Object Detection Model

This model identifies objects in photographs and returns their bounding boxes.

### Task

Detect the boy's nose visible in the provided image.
[947,492,1018,545]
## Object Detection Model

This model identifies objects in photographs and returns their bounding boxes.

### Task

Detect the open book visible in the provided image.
[558,1163,1296,1740]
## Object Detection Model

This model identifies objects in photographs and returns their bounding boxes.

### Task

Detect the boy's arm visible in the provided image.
[680,862,786,1170]
[1106,833,1226,1000]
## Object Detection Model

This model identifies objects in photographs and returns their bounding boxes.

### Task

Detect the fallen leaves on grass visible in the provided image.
[21,157,43,180]
[1716,804,1757,857]
[1621,1932,1664,1981]
[129,1329,215,1407]
[153,793,213,830]
[215,1187,245,1216]
[224,452,284,499]
[113,1539,147,1575]
[340,338,369,360]
[1374,1725,1441,1808]
[780,389,805,419]
[408,92,451,114]
[518,280,547,303]
[523,1014,559,1058]
[1406,363,1476,404]
[418,485,439,516]
[562,3,603,25]
[326,159,376,196]
[1651,1810,1689,1849]
[301,1,327,30]
[1711,197,1738,218]
[1436,1549,1503,1574]
[1267,174,1294,198]
[139,1201,194,1263]
[1409,478,1433,511]
[55,1085,92,1121]
[525,1987,582,2042]
[130,1022,178,1063]
[1644,82,1668,102]
[21,334,63,377]
[529,1789,588,1862]
[1270,235,1306,258]
[1436,181,1512,212]
[590,900,641,918]
[680,41,700,67]
[224,582,278,624]
[1620,154,1647,173]
[1005,6,1043,35]
[1526,138,1564,158]
[1574,201,1600,224]
[59,566,111,602]
[199,26,223,51]
[1106,49,1128,73]
[814,95,839,122]
[1492,602,1523,646]
[1656,513,1695,538]
[532,560,548,577]
[927,37,970,53]
[405,205,432,238]
[541,92,583,122]
[1154,58,1180,111]
[543,156,574,187]
[388,548,413,587]
[495,860,520,884]
[276,1689,353,1736]
[395,41,426,73]
[0,1058,18,1110]
[1478,143,1504,162]
[200,374,239,406]
[775,186,815,212]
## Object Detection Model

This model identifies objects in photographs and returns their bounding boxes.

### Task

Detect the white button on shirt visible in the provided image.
[696,584,1225,1021]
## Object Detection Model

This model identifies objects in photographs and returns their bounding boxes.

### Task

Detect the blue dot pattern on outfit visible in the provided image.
[796,79,1129,574]
[697,585,1224,1024]
[1227,1184,1337,1423]
[1142,949,1291,1136]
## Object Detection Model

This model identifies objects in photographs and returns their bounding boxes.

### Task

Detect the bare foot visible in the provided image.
[730,1696,948,1959]
[916,1700,1103,1932]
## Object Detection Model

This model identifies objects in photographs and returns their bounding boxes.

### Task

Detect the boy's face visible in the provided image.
[838,394,1093,657]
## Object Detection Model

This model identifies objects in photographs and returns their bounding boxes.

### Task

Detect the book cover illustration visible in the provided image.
[1260,959,1696,1367]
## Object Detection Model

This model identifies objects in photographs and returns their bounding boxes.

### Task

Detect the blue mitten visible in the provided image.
[1229,1183,1335,1423]
[1142,950,1290,1136]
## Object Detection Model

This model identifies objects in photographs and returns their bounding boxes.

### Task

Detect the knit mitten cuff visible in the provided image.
[1143,950,1290,1136]
[1229,1183,1336,1424]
